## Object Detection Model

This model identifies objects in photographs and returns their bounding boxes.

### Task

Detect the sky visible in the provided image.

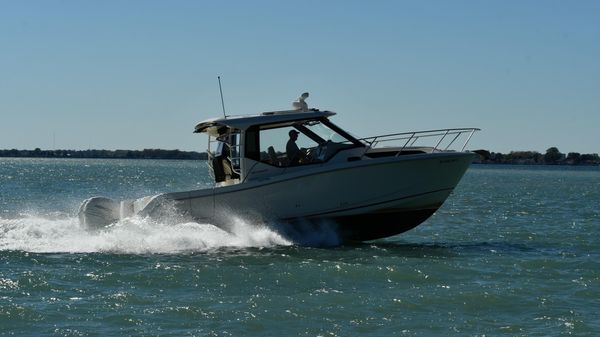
[1,0,599,154]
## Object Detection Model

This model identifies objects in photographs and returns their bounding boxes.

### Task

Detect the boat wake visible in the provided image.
[0,213,293,254]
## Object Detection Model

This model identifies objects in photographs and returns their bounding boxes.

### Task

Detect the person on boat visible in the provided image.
[213,128,237,182]
[286,129,304,165]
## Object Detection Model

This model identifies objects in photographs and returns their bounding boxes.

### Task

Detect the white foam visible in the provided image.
[0,214,292,254]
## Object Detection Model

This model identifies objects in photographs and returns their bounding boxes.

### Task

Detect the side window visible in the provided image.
[259,126,319,167]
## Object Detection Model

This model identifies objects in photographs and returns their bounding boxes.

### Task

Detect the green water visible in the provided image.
[1,158,599,336]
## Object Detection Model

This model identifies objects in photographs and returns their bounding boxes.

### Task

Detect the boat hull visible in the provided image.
[295,207,438,242]
[78,152,474,242]
[175,151,474,242]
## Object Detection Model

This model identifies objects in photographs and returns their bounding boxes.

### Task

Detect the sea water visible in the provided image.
[1,158,599,336]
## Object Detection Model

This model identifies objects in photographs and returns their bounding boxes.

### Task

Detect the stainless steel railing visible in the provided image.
[358,128,480,153]
[207,134,242,179]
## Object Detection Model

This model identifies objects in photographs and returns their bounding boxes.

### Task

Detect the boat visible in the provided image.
[78,93,479,242]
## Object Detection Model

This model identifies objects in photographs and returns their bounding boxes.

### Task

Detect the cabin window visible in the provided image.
[258,125,321,167]
[256,119,363,167]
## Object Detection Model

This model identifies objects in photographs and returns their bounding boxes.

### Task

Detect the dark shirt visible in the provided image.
[286,139,301,165]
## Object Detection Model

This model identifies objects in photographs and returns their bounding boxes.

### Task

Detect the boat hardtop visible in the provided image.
[194,109,336,135]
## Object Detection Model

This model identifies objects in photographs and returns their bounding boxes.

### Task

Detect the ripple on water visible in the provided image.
[1,162,600,336]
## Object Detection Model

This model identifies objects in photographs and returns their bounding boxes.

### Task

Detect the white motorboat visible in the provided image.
[79,94,479,242]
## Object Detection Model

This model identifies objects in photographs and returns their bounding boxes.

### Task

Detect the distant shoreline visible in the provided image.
[472,148,600,166]
[0,148,207,160]
[1,147,598,166]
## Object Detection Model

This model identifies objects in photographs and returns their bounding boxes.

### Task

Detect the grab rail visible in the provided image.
[359,127,480,153]
[207,133,242,178]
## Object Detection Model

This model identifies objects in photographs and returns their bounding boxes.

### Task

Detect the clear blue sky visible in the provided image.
[1,1,599,154]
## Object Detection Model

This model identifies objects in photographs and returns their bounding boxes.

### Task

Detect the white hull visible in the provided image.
[133,151,474,241]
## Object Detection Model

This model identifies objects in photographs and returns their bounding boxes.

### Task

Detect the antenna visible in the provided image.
[217,76,227,118]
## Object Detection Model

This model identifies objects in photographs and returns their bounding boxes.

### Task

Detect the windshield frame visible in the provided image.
[249,117,365,167]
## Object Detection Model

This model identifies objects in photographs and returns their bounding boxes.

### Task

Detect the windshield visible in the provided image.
[298,120,353,144]
[255,118,362,167]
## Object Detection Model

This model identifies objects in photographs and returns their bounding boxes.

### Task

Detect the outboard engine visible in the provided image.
[77,194,181,230]
[78,197,121,230]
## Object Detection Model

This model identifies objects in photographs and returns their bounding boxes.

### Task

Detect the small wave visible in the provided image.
[0,214,292,254]
[269,219,343,247]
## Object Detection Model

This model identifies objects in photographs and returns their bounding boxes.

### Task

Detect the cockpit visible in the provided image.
[197,109,365,185]
[252,118,363,167]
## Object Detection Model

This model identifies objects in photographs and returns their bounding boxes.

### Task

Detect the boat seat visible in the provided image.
[212,155,226,182]
[267,146,281,166]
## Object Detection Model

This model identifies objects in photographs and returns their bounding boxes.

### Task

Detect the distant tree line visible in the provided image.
[473,147,600,165]
[2,147,598,165]
[0,148,208,160]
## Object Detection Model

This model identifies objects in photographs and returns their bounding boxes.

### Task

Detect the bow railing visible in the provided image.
[358,128,480,153]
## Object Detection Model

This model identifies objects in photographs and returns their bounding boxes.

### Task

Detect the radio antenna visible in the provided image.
[217,76,227,119]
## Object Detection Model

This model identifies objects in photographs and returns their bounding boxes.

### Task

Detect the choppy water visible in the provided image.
[1,158,599,336]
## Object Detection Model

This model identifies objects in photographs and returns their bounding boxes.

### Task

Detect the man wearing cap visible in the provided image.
[286,129,303,165]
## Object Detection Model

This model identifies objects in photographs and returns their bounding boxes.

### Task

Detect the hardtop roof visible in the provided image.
[194,109,336,134]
